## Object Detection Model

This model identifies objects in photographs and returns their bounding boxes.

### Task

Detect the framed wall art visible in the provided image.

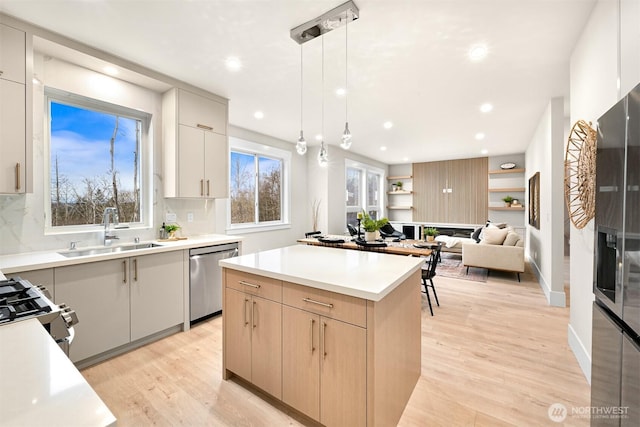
[529,172,540,229]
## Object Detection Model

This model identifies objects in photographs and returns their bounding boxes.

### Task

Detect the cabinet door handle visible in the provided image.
[122,260,127,283]
[252,301,257,328]
[239,280,261,289]
[322,321,327,358]
[207,180,210,196]
[196,123,213,131]
[243,298,249,326]
[15,163,20,191]
[303,297,333,309]
[200,179,204,196]
[133,259,138,281]
[310,318,315,353]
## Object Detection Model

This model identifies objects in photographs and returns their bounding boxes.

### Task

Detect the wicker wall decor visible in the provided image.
[564,120,597,229]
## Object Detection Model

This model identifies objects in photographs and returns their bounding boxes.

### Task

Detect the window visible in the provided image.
[345,160,384,226]
[46,88,151,229]
[228,138,290,231]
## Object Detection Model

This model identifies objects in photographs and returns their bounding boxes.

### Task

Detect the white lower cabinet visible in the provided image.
[55,251,184,363]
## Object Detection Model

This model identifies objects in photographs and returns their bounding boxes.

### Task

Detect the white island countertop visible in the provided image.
[0,319,116,426]
[219,244,425,301]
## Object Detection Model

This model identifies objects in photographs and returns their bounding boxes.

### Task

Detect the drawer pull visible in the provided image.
[122,260,127,283]
[207,179,210,196]
[133,258,138,281]
[15,163,20,190]
[310,318,315,353]
[303,297,333,309]
[200,179,204,196]
[252,301,257,328]
[239,280,261,289]
[322,321,327,358]
[197,123,213,131]
[243,298,249,326]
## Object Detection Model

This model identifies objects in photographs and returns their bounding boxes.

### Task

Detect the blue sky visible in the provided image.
[50,102,138,194]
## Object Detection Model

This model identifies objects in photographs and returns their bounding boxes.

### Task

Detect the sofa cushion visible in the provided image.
[503,231,520,246]
[481,227,508,245]
[471,227,482,243]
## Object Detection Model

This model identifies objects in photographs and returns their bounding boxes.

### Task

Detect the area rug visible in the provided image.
[436,252,488,283]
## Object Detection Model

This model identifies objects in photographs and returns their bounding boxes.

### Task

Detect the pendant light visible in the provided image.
[340,13,352,150]
[296,44,307,155]
[318,36,329,167]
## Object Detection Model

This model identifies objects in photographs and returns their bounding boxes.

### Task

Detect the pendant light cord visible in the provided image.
[345,13,348,121]
[322,35,324,141]
[300,44,304,130]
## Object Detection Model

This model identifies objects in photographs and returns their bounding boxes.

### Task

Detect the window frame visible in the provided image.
[44,87,153,234]
[345,159,385,226]
[227,137,291,233]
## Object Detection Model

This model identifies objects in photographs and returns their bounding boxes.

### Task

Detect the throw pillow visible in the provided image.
[494,222,508,229]
[503,231,520,246]
[481,227,508,245]
[472,227,482,243]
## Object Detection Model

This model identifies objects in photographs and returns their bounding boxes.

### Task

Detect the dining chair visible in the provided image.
[422,242,443,316]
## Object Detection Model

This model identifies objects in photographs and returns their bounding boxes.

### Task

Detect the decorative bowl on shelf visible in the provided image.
[500,162,516,170]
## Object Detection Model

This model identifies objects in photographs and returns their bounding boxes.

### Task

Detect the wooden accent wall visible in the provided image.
[413,157,488,224]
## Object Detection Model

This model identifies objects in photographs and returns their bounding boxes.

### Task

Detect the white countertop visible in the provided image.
[220,244,424,301]
[0,319,116,427]
[0,234,242,274]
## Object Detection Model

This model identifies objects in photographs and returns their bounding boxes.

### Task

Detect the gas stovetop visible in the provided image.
[0,278,59,325]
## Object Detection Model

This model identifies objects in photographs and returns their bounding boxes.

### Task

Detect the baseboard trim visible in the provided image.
[568,323,591,384]
[527,256,566,307]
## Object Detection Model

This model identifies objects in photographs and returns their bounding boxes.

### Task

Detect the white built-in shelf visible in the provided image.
[489,206,525,211]
[387,190,413,195]
[488,168,525,175]
[387,175,412,180]
[387,206,413,210]
[488,187,526,193]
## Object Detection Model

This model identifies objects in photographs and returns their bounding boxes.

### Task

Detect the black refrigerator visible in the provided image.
[592,82,640,427]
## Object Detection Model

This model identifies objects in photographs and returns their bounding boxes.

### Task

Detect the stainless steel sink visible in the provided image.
[59,243,163,258]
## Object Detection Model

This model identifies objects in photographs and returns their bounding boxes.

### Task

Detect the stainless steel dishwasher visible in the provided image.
[189,243,239,322]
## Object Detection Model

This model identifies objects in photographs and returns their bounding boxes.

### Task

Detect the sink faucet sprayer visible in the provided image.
[103,207,120,246]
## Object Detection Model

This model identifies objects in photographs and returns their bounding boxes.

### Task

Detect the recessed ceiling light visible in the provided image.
[380,146,387,151]
[402,157,409,162]
[480,103,493,113]
[480,149,489,155]
[315,134,322,141]
[103,66,118,75]
[468,44,488,62]
[254,111,264,119]
[383,121,393,129]
[225,57,242,71]
[336,88,346,96]
[475,132,485,140]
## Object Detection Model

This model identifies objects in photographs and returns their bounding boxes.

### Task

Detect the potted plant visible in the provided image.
[423,227,439,242]
[361,211,389,242]
[502,195,514,207]
[395,181,404,191]
[164,223,180,239]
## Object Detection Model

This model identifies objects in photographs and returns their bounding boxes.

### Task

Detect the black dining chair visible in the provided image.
[422,242,443,316]
[379,223,406,240]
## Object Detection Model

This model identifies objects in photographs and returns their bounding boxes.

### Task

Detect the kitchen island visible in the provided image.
[220,244,424,427]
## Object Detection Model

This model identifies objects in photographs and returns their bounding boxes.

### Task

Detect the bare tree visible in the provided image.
[109,117,120,218]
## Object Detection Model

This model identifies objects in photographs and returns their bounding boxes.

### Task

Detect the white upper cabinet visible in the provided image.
[163,87,229,198]
[0,23,26,84]
[0,23,27,194]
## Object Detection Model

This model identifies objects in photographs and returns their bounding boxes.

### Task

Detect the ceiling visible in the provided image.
[0,0,596,165]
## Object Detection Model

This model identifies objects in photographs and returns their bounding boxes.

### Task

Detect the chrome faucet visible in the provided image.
[103,207,120,246]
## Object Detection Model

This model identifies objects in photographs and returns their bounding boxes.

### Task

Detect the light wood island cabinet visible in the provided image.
[221,245,423,427]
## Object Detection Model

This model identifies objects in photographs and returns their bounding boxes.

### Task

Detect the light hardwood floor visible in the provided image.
[81,265,590,426]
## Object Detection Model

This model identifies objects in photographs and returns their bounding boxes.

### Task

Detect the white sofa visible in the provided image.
[461,227,525,281]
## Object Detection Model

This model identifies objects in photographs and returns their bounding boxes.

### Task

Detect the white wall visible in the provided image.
[525,98,566,308]
[567,0,622,382]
